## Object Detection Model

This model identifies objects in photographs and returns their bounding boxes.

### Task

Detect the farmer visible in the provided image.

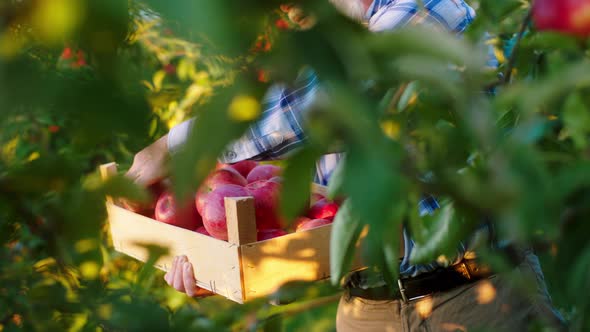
[127,1,566,330]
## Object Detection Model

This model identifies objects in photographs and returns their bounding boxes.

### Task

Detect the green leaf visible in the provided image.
[135,244,169,290]
[409,201,471,264]
[326,158,345,200]
[502,62,590,114]
[142,0,268,57]
[342,143,406,236]
[478,0,522,21]
[381,200,406,284]
[367,27,485,71]
[262,315,283,332]
[280,146,322,222]
[563,92,590,150]
[99,175,150,204]
[553,162,590,201]
[397,81,419,112]
[2,156,81,194]
[170,83,263,201]
[392,56,464,102]
[330,199,363,285]
[521,32,582,53]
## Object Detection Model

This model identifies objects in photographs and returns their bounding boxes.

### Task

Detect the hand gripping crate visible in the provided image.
[100,162,363,303]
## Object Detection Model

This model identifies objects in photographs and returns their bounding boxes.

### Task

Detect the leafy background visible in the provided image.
[1,0,589,331]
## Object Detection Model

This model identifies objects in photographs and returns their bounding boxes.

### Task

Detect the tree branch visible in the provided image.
[502,10,533,85]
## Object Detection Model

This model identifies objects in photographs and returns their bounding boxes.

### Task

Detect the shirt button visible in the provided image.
[268,132,284,146]
[225,150,237,160]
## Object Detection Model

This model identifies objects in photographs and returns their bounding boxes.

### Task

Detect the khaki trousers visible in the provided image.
[336,251,566,332]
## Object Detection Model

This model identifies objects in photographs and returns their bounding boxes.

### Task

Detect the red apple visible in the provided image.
[195,190,208,216]
[196,167,247,215]
[228,160,258,178]
[307,199,339,221]
[155,192,202,230]
[245,179,284,230]
[202,167,247,191]
[121,182,166,216]
[257,229,288,241]
[296,218,332,232]
[195,226,210,236]
[200,184,249,241]
[532,0,590,37]
[291,216,312,231]
[246,164,282,183]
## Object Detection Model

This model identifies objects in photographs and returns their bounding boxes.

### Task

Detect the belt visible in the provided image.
[346,259,493,302]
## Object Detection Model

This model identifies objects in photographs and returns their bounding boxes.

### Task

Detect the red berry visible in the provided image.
[275,19,290,30]
[257,69,269,83]
[254,40,264,51]
[164,63,176,75]
[61,47,73,60]
[74,58,87,67]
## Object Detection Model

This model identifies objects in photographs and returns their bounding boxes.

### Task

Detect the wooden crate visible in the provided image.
[100,162,363,303]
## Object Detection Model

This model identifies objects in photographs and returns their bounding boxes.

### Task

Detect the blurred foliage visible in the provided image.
[1,0,590,331]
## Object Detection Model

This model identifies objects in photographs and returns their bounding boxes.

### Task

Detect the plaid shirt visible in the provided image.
[168,0,486,278]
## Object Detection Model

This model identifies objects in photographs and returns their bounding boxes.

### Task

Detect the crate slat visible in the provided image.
[225,197,257,246]
[107,202,244,302]
[239,224,333,301]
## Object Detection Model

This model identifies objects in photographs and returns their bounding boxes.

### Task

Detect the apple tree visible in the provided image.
[1,0,590,331]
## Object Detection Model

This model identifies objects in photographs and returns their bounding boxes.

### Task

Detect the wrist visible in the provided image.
[155,134,170,155]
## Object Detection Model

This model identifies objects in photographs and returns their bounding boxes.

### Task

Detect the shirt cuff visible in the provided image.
[167,118,196,154]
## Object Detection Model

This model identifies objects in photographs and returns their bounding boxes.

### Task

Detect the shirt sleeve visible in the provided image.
[219,68,320,163]
[368,0,476,34]
[166,69,320,163]
[167,118,196,154]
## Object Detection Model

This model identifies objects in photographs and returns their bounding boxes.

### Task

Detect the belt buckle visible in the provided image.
[455,261,472,280]
[397,279,408,303]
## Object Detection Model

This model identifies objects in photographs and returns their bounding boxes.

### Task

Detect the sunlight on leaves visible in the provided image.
[228,95,261,122]
[475,280,497,304]
[31,0,82,44]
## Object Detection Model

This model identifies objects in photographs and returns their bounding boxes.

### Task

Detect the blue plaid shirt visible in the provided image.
[169,0,488,278]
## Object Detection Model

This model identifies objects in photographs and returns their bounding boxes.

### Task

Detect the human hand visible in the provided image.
[164,255,215,297]
[126,135,169,187]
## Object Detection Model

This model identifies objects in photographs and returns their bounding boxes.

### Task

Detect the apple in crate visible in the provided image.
[291,216,312,231]
[245,179,284,230]
[155,192,202,230]
[307,199,339,221]
[196,168,248,213]
[246,165,282,183]
[121,182,166,217]
[200,184,249,241]
[195,226,210,236]
[203,167,247,189]
[228,160,259,178]
[257,229,287,241]
[296,218,333,232]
